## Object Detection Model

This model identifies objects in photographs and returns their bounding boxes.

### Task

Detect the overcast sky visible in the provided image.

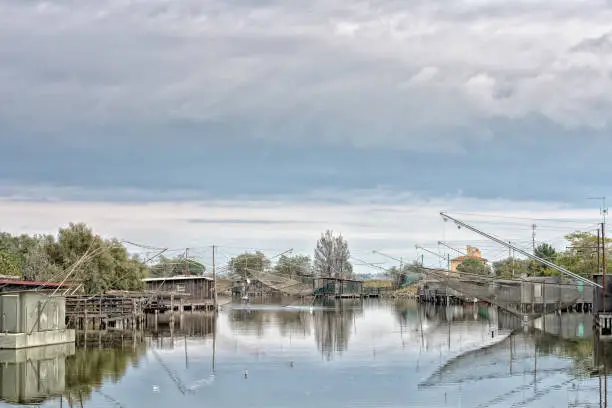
[0,0,610,271]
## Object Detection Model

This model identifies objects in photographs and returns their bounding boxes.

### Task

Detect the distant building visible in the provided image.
[450,246,488,272]
[142,276,214,309]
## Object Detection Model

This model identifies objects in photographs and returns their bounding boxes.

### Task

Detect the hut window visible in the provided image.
[176,284,185,293]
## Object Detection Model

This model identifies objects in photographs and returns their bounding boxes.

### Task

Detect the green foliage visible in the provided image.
[0,250,22,277]
[492,232,612,278]
[493,257,530,278]
[456,258,491,275]
[149,255,206,278]
[65,346,146,401]
[556,231,612,278]
[230,251,271,278]
[528,243,558,276]
[274,254,312,278]
[0,223,147,294]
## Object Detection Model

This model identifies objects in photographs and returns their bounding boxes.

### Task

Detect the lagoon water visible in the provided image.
[0,299,608,408]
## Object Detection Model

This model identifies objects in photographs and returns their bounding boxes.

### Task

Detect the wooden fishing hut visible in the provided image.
[142,276,215,312]
[313,277,363,298]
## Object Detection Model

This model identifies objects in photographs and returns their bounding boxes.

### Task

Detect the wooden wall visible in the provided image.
[144,278,213,302]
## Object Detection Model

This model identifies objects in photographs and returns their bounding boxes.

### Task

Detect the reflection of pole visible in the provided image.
[212,314,217,372]
[185,334,188,369]
[417,303,425,349]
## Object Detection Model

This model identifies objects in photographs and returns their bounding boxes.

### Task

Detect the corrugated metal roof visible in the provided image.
[0,279,70,287]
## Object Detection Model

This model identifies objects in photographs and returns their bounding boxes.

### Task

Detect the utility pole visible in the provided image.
[185,248,190,275]
[603,223,607,313]
[212,245,217,311]
[532,224,537,252]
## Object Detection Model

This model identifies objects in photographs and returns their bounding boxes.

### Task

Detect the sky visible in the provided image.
[0,0,611,272]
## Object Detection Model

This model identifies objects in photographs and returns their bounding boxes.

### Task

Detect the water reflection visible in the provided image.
[313,298,362,360]
[64,333,146,405]
[0,343,74,405]
[5,300,612,407]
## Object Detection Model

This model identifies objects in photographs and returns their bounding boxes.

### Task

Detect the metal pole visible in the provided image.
[440,212,601,288]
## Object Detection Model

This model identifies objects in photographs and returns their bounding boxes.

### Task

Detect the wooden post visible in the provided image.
[212,245,218,312]
[99,297,102,330]
[132,299,137,330]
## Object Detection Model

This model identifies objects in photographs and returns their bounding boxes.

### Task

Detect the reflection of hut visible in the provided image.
[0,343,75,404]
[313,277,363,298]
[0,292,75,349]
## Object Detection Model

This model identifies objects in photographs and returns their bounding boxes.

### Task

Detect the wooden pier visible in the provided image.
[65,294,146,330]
[416,270,595,319]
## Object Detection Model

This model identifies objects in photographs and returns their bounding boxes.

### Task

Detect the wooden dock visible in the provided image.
[65,294,146,330]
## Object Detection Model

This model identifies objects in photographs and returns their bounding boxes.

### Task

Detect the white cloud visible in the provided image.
[0,187,601,273]
[2,0,612,148]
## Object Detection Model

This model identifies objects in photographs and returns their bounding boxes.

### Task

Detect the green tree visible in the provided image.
[149,255,206,278]
[556,231,612,278]
[274,254,311,279]
[492,257,531,278]
[527,243,559,276]
[230,251,271,278]
[0,224,148,293]
[456,258,491,275]
[49,223,145,294]
[22,242,62,281]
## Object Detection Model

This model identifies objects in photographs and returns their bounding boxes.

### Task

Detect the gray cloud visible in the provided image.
[1,0,612,205]
[3,0,612,146]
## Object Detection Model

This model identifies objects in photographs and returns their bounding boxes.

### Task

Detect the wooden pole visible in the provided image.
[603,223,607,313]
[212,245,218,311]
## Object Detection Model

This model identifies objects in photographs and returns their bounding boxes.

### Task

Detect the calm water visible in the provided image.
[1,299,610,408]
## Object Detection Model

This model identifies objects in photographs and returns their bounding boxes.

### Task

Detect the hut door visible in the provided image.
[534,283,542,300]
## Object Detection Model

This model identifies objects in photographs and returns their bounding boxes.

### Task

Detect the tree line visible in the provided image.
[456,231,612,279]
[0,225,354,294]
[5,221,602,294]
[228,229,353,279]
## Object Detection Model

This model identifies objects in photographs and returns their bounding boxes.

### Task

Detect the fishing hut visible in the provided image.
[0,291,75,349]
[313,277,363,298]
[142,276,215,312]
